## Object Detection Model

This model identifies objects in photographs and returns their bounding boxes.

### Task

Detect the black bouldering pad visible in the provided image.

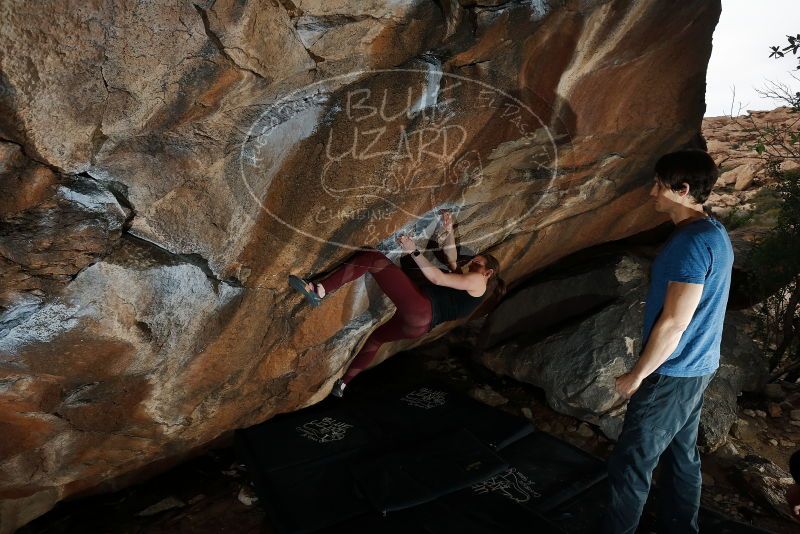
[235,382,534,533]
[415,430,606,532]
[351,428,508,514]
[350,382,535,450]
[235,401,378,473]
[322,497,563,534]
[497,430,607,512]
[249,457,371,534]
[394,497,562,534]
[428,479,565,534]
[234,403,378,533]
[320,512,426,534]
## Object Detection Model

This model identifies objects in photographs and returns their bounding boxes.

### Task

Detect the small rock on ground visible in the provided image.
[577,422,594,438]
[538,422,552,433]
[717,442,741,459]
[469,385,509,407]
[237,486,258,507]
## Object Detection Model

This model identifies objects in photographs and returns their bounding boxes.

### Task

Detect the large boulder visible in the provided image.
[736,455,798,522]
[478,254,769,447]
[0,0,721,529]
[700,310,770,448]
[479,253,646,349]
[478,254,650,438]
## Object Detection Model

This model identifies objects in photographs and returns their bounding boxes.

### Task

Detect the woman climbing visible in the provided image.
[288,210,505,398]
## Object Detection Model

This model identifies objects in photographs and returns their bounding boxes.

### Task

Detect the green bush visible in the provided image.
[745,164,800,378]
[720,206,754,230]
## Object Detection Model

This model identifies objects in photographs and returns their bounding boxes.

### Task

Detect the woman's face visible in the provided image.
[467,256,491,277]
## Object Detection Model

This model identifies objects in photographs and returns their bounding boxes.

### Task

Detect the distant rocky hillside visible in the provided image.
[703,106,798,233]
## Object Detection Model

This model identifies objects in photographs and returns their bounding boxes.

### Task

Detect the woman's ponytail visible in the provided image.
[481,253,506,301]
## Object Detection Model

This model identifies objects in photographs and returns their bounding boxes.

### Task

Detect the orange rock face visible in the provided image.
[0,0,720,529]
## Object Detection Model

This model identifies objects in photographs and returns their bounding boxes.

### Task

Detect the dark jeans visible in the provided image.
[603,371,714,534]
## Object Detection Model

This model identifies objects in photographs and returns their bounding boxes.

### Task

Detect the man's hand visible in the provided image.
[787,484,800,520]
[615,371,644,400]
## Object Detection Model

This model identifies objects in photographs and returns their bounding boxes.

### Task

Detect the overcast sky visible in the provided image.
[705,0,799,117]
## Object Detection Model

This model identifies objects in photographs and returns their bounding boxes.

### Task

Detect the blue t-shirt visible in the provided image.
[642,216,734,377]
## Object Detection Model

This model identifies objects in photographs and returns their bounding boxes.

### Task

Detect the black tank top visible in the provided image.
[421,284,484,332]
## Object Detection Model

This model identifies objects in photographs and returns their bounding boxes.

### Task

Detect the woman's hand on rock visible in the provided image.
[396,234,416,254]
[439,210,454,234]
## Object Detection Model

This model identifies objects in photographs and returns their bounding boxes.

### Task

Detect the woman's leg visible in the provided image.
[319,249,432,384]
[320,250,430,321]
[342,310,429,384]
[316,249,391,291]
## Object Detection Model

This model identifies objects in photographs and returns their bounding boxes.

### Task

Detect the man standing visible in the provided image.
[604,149,734,533]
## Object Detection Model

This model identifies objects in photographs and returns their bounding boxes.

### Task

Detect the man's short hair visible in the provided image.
[654,149,719,204]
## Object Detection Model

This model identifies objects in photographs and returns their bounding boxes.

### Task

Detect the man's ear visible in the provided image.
[680,182,691,197]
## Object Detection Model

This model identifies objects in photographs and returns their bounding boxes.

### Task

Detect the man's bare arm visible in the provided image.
[616,281,704,398]
[633,281,704,378]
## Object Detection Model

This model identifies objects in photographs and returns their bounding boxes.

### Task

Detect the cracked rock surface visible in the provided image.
[0,0,720,529]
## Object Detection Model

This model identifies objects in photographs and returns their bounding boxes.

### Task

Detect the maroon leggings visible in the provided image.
[318,249,433,384]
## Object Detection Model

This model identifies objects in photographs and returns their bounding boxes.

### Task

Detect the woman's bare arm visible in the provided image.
[414,251,483,291]
[398,231,483,292]
[408,249,448,284]
[442,230,458,272]
[440,211,458,271]
[434,270,484,291]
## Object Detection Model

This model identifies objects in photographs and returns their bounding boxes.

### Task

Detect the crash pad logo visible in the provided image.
[296,417,353,443]
[238,68,559,253]
[472,467,541,503]
[401,387,447,409]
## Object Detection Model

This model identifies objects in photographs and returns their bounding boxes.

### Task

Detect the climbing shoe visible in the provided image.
[288,275,324,307]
